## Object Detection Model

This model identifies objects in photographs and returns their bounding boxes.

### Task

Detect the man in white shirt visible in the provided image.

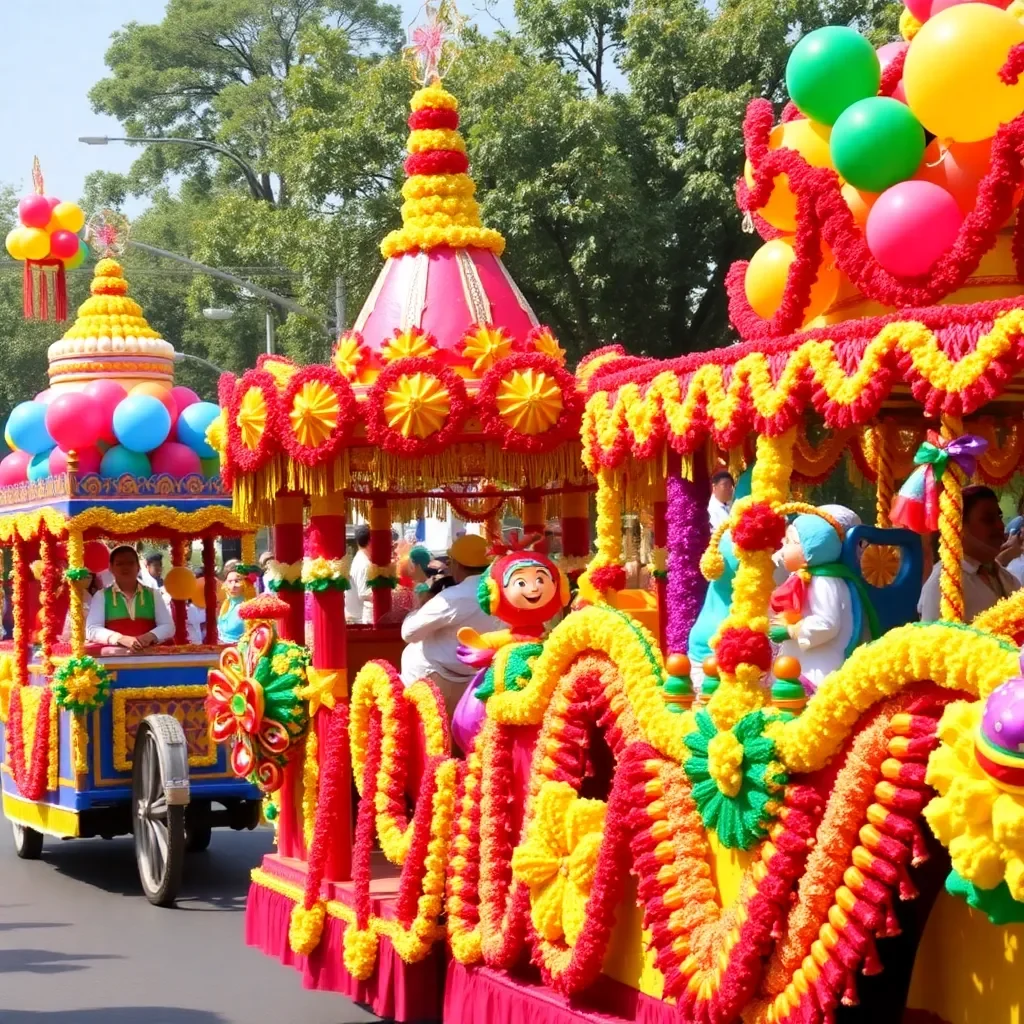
[708,470,735,529]
[86,546,176,652]
[345,524,373,624]
[400,534,500,716]
[919,485,1021,622]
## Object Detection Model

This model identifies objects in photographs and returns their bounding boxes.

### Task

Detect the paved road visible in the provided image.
[0,824,375,1024]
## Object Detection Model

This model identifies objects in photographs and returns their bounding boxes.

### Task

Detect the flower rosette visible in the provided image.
[52,656,112,713]
[683,708,786,850]
[365,357,469,457]
[366,562,398,590]
[300,556,350,593]
[263,559,303,593]
[332,330,369,381]
[206,622,309,792]
[224,368,280,475]
[477,352,582,454]
[277,365,356,468]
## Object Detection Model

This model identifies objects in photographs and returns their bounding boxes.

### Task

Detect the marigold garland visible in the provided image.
[52,656,112,713]
[300,556,350,593]
[301,727,319,850]
[7,684,56,800]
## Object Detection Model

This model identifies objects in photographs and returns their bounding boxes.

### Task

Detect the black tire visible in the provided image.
[185,820,212,853]
[12,821,43,860]
[132,724,185,906]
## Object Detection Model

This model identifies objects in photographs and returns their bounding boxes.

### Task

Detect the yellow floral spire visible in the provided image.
[59,258,160,342]
[380,81,505,259]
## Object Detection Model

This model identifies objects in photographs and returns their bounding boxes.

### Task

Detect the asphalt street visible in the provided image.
[0,824,376,1024]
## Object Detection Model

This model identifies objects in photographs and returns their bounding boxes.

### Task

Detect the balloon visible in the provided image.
[99,445,152,479]
[130,382,178,429]
[45,392,106,451]
[48,230,79,260]
[34,389,56,405]
[200,456,220,478]
[176,402,221,458]
[192,575,210,610]
[82,379,127,445]
[0,450,31,487]
[20,227,49,261]
[5,228,27,260]
[112,394,171,453]
[4,427,15,451]
[64,240,88,270]
[931,0,1013,15]
[52,201,85,234]
[49,448,67,475]
[905,0,933,22]
[28,450,53,482]
[831,97,925,193]
[6,401,53,455]
[841,183,879,227]
[18,194,52,229]
[50,445,102,476]
[915,136,997,213]
[786,27,881,125]
[84,541,110,574]
[162,566,195,602]
[866,180,964,275]
[150,441,202,479]
[169,386,201,426]
[744,238,840,323]
[904,5,1024,143]
[877,41,909,104]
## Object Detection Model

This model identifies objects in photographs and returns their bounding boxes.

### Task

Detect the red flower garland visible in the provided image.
[716,626,772,674]
[7,684,53,801]
[365,357,470,458]
[405,150,469,176]
[276,365,356,468]
[224,369,281,475]
[476,352,583,454]
[731,502,787,552]
[395,754,445,926]
[351,708,382,930]
[408,107,459,130]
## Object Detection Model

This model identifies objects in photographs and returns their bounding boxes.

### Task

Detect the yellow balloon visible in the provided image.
[743,120,833,231]
[841,183,878,228]
[744,238,840,323]
[20,227,50,261]
[5,227,27,261]
[53,201,85,234]
[163,565,196,601]
[904,4,1024,143]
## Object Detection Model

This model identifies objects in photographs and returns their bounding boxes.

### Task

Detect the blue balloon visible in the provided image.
[112,394,171,453]
[177,402,221,458]
[27,449,54,482]
[100,445,152,480]
[7,401,53,455]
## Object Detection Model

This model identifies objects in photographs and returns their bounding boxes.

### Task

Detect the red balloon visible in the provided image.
[49,230,79,260]
[0,450,32,487]
[51,446,102,476]
[149,441,202,479]
[84,541,110,574]
[19,195,52,229]
[82,380,127,445]
[45,392,105,451]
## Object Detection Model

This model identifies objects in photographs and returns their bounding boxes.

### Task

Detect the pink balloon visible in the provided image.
[82,380,127,445]
[904,0,932,20]
[34,389,56,405]
[867,181,964,277]
[877,41,908,72]
[149,441,202,479]
[18,195,52,229]
[0,450,32,487]
[49,230,79,260]
[169,386,200,440]
[892,80,907,104]
[930,0,1011,15]
[45,392,105,451]
[51,446,102,476]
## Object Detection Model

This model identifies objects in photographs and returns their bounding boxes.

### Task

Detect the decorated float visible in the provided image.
[208,2,1024,1022]
[0,224,280,906]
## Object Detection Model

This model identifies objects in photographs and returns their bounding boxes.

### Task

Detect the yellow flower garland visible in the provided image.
[972,588,1024,643]
[302,728,319,850]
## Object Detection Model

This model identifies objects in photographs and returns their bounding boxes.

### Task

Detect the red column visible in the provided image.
[202,538,219,644]
[308,493,351,880]
[273,493,306,860]
[368,497,392,624]
[559,490,590,581]
[171,539,188,644]
[653,474,668,654]
[523,489,544,541]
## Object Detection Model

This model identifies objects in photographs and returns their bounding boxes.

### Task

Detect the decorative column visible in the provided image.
[874,421,895,528]
[202,538,219,645]
[523,489,544,540]
[587,468,626,597]
[367,496,393,624]
[559,490,590,581]
[170,538,188,644]
[651,475,668,652]
[665,450,710,657]
[938,416,966,623]
[303,492,352,879]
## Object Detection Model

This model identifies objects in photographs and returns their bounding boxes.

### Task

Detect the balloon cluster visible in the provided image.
[5,195,88,270]
[745,2,1024,316]
[0,382,223,488]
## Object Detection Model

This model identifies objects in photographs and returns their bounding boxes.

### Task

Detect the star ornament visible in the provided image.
[404,0,467,83]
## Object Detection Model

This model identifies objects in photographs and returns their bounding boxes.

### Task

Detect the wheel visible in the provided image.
[132,721,186,906]
[185,820,212,853]
[11,821,43,860]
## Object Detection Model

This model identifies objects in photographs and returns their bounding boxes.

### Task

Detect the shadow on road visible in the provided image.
[0,923,66,933]
[40,830,274,910]
[0,949,121,975]
[0,1009,227,1023]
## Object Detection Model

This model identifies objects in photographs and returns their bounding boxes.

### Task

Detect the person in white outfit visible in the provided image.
[707,470,734,529]
[345,524,373,624]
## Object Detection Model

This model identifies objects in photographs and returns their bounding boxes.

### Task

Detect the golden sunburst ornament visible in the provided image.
[462,324,512,374]
[237,387,268,450]
[383,372,451,438]
[333,334,367,380]
[495,368,563,435]
[529,327,566,364]
[289,380,340,448]
[261,357,299,390]
[860,544,902,588]
[382,328,437,362]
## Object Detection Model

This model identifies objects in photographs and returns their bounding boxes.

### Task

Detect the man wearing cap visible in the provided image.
[400,534,501,716]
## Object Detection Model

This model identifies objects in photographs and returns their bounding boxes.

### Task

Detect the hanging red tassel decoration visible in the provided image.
[37,265,49,322]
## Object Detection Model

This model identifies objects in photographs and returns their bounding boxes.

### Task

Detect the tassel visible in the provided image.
[911,828,929,866]
[841,974,859,1006]
[862,943,883,975]
[54,262,67,322]
[37,265,49,321]
[23,261,34,318]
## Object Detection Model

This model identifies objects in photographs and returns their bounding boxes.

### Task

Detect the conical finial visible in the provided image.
[404,0,466,86]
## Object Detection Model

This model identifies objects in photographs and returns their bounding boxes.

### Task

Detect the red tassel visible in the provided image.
[37,266,49,321]
[54,262,67,321]
[841,975,860,1007]
[23,262,33,318]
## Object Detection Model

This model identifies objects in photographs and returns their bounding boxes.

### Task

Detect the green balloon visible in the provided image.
[786,26,880,126]
[830,97,925,194]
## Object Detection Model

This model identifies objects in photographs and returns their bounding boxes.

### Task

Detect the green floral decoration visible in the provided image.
[266,578,304,593]
[683,708,786,850]
[53,656,113,713]
[474,641,543,701]
[304,576,350,593]
[946,871,1024,925]
[64,567,92,582]
[366,575,398,590]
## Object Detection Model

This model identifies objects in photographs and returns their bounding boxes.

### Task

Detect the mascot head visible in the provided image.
[477,536,569,630]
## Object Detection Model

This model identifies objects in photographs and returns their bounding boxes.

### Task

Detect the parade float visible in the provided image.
[0,211,270,906]
[203,2,1024,1021]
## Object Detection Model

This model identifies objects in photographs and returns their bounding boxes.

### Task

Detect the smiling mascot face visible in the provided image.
[478,552,569,631]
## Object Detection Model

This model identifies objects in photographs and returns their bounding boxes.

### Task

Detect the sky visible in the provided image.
[0,0,515,216]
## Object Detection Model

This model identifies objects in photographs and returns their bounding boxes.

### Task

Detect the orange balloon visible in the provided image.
[702,656,719,679]
[915,137,994,214]
[163,565,195,601]
[773,655,802,680]
[744,238,840,324]
[841,183,879,227]
[666,652,691,678]
[744,120,834,232]
[192,575,208,609]
[131,382,177,421]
